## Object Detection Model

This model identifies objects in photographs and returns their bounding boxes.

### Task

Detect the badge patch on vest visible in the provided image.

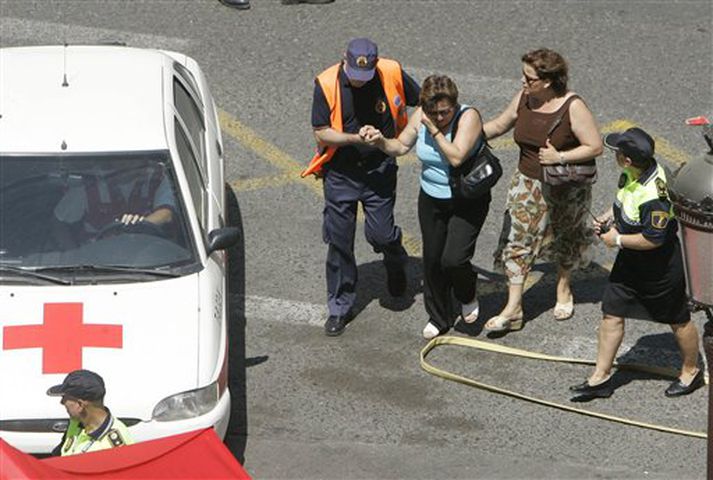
[618,173,627,189]
[107,429,125,447]
[651,211,669,229]
[655,178,668,199]
[375,99,387,114]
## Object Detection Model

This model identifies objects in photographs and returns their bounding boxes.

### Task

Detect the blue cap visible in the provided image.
[345,38,378,82]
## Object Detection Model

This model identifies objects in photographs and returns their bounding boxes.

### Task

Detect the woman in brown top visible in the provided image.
[483,48,603,332]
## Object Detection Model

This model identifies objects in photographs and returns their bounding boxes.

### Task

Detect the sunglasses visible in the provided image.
[425,106,454,118]
[522,71,542,85]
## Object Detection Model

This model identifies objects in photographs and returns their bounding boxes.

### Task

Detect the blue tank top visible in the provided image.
[416,105,482,199]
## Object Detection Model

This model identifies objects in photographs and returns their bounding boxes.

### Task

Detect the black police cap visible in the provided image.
[46,369,106,401]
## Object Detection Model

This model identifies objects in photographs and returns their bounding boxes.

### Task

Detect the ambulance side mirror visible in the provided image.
[206,227,240,255]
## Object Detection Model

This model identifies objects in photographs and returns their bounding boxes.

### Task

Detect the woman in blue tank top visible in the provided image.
[362,75,491,339]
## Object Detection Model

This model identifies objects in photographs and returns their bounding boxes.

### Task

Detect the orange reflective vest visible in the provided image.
[300,58,409,178]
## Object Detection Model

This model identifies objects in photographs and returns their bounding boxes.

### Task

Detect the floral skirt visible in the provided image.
[494,171,593,284]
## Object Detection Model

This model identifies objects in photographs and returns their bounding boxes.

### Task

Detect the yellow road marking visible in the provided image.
[219,110,684,292]
[651,135,690,166]
[229,172,296,192]
[600,119,690,165]
[602,119,636,133]
[219,109,422,256]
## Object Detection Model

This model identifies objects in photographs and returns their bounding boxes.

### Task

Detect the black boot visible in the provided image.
[220,0,250,9]
[324,311,352,337]
[385,264,406,297]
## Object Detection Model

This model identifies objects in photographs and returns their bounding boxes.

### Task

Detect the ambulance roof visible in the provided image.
[0,45,171,154]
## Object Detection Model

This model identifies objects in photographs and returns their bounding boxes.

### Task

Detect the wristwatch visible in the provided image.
[615,233,623,249]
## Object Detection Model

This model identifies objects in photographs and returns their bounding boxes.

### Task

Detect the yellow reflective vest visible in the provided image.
[614,162,675,240]
[59,411,133,456]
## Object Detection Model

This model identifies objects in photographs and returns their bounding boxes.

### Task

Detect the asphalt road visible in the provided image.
[1,1,712,478]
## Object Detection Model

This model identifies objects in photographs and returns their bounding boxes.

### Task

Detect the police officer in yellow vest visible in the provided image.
[305,38,420,336]
[48,369,133,456]
[570,127,704,400]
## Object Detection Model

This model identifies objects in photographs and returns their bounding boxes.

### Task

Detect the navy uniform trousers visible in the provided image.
[322,159,407,317]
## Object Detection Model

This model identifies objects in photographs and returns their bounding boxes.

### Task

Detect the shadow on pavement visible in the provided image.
[346,256,423,324]
[456,261,611,337]
[223,184,249,464]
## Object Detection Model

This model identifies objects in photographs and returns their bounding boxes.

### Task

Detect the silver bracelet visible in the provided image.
[615,234,623,249]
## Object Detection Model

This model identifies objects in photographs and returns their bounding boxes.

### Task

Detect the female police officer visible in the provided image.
[570,127,704,399]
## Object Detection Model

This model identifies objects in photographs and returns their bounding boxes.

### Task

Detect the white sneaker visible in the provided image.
[461,298,480,324]
[422,322,440,340]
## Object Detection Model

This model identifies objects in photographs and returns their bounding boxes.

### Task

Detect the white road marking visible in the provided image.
[240,294,326,327]
[405,66,521,101]
[0,17,192,49]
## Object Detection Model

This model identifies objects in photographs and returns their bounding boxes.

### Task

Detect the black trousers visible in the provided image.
[418,189,490,331]
[322,160,407,317]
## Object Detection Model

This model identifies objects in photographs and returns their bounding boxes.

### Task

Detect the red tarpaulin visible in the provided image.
[0,428,251,479]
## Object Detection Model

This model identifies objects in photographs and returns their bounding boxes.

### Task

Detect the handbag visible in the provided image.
[541,97,597,186]
[447,107,503,199]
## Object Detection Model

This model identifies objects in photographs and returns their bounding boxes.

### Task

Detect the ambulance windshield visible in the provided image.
[0,151,198,278]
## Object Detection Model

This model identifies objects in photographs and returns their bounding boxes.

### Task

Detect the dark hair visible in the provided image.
[521,48,568,96]
[419,75,458,113]
[627,153,655,170]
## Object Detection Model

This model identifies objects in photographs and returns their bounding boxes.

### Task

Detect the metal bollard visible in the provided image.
[669,117,713,478]
[704,311,713,479]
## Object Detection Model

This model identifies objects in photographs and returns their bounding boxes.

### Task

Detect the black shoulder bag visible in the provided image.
[447,107,503,199]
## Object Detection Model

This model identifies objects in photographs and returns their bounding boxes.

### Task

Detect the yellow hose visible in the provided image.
[420,335,707,439]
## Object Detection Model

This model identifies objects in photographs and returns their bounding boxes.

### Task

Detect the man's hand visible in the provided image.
[360,125,383,146]
[358,125,373,140]
[119,213,145,225]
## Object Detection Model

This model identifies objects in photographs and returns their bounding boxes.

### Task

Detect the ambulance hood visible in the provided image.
[0,274,203,422]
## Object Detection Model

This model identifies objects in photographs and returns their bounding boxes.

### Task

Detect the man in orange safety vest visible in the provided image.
[304,38,420,336]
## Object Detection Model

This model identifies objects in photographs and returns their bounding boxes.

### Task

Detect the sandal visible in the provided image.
[461,299,480,324]
[554,300,574,321]
[484,313,524,332]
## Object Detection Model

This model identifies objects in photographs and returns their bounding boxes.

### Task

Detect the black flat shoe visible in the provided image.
[569,376,614,399]
[219,0,250,9]
[665,369,705,397]
[324,312,352,337]
[386,265,407,297]
[281,0,334,4]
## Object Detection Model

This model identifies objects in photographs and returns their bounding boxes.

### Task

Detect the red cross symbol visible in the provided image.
[3,303,122,374]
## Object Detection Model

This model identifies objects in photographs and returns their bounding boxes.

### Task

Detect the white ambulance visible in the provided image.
[0,45,238,453]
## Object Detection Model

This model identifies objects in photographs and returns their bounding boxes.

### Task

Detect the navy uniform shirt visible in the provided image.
[311,64,420,171]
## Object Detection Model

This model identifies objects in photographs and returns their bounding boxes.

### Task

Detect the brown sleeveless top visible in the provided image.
[513,93,582,180]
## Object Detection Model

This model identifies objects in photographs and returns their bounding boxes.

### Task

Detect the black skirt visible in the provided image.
[602,237,690,324]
